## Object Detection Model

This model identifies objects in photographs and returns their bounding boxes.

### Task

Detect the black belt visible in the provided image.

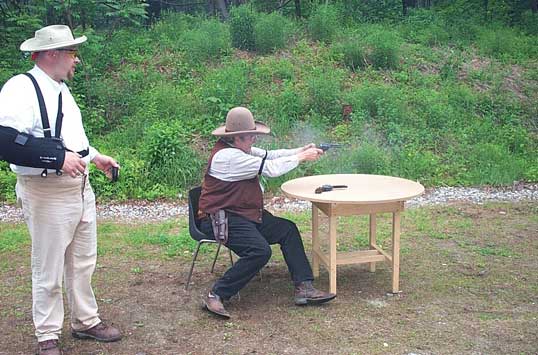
[77,148,89,158]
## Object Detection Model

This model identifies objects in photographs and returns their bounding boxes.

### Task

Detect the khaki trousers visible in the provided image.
[16,174,101,342]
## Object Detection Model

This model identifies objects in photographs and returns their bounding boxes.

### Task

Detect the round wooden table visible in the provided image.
[281,174,424,294]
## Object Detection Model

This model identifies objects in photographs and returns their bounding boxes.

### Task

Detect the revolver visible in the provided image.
[318,143,349,152]
[315,184,348,194]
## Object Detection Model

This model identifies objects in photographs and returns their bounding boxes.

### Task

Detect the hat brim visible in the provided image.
[20,35,87,52]
[212,121,271,136]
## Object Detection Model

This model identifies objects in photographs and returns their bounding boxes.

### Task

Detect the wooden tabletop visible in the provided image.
[281,174,424,204]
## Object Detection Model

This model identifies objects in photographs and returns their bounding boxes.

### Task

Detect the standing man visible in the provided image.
[0,25,121,355]
[198,106,336,319]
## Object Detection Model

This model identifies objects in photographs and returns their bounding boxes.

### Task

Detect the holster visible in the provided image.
[210,209,228,244]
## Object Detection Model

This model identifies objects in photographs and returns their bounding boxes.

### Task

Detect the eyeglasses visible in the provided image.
[56,48,79,59]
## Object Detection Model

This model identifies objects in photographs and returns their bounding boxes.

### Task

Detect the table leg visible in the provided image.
[329,215,337,294]
[392,211,401,293]
[312,204,320,278]
[369,213,377,272]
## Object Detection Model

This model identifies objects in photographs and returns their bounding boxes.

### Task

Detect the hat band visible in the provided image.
[225,126,256,133]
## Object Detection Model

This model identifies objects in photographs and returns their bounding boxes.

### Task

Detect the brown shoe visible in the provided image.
[294,281,336,305]
[38,339,61,355]
[203,291,231,319]
[72,322,122,342]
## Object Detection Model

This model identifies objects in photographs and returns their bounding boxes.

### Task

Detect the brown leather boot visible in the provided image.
[203,291,231,319]
[38,339,61,355]
[294,281,336,305]
[72,322,122,342]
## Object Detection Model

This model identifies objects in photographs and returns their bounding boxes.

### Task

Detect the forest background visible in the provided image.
[1,0,537,202]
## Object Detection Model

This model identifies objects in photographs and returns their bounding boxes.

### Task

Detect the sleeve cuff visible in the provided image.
[89,146,99,161]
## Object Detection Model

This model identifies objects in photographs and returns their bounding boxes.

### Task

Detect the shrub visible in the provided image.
[306,69,344,122]
[141,120,204,191]
[465,143,526,185]
[181,19,231,63]
[332,37,366,71]
[198,61,250,121]
[0,162,16,203]
[476,26,529,61]
[254,12,293,54]
[365,30,401,70]
[151,13,197,50]
[520,10,538,35]
[342,0,401,23]
[307,4,340,43]
[401,9,450,46]
[229,5,256,50]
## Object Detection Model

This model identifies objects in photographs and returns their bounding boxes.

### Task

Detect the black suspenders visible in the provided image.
[23,73,65,177]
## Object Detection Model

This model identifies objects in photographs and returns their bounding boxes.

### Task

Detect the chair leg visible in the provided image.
[210,242,222,273]
[228,248,234,266]
[185,241,203,291]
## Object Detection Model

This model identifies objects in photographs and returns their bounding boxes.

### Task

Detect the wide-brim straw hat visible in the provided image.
[20,25,87,52]
[212,107,271,136]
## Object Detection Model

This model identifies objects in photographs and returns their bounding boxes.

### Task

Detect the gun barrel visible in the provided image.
[319,143,348,151]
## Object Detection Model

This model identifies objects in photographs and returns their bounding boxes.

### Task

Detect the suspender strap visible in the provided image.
[55,92,63,138]
[23,73,63,139]
[23,73,52,137]
[23,72,65,177]
[258,150,268,175]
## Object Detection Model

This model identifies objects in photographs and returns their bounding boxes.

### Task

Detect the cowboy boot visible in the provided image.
[294,281,336,305]
[203,291,231,318]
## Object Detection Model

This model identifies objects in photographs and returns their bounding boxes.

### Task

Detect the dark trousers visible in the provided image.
[200,210,314,299]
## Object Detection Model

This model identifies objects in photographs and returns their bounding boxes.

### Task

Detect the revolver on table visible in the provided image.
[315,184,348,194]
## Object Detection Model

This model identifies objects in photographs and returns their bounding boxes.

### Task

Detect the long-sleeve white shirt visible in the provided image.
[0,65,97,175]
[209,145,301,182]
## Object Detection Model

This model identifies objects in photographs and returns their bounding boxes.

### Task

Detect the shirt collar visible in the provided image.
[30,65,65,93]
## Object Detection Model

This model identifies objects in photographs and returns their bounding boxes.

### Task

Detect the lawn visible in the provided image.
[1,202,537,354]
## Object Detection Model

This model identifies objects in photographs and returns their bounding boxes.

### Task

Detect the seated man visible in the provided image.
[198,106,336,318]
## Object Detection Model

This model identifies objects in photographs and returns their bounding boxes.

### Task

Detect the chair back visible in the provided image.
[188,186,209,241]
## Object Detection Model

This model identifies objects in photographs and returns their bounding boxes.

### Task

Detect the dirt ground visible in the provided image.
[1,202,537,354]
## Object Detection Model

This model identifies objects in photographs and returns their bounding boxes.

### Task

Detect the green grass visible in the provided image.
[1,202,537,354]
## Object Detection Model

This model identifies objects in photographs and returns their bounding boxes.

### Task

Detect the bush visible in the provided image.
[181,19,231,63]
[0,162,16,203]
[229,5,256,50]
[306,69,344,121]
[365,29,401,69]
[198,61,250,122]
[519,10,538,35]
[342,0,401,23]
[254,12,293,54]
[332,36,366,71]
[307,4,340,43]
[141,120,204,191]
[476,26,530,61]
[401,9,450,46]
[465,143,526,185]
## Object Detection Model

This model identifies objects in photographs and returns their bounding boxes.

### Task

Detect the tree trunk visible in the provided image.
[215,0,229,19]
[294,0,301,17]
[531,0,537,13]
[402,0,407,16]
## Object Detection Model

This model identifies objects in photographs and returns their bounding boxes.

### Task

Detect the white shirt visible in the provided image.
[209,145,301,182]
[0,65,97,175]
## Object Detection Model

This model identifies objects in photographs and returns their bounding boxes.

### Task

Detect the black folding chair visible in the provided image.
[184,186,234,291]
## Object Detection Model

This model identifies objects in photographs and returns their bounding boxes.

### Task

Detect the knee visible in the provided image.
[254,244,272,265]
[283,220,301,240]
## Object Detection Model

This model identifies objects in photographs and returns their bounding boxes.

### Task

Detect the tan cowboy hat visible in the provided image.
[20,25,87,52]
[212,107,271,136]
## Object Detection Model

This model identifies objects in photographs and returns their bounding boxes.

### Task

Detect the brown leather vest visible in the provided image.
[199,139,263,223]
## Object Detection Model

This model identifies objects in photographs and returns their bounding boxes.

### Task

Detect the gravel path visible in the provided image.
[1,184,536,224]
